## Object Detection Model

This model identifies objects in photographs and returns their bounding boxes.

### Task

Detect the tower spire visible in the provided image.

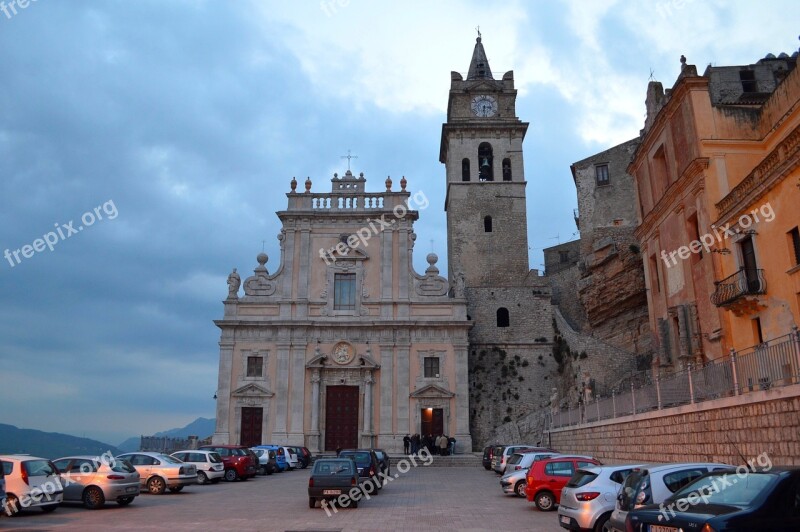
[467,34,493,80]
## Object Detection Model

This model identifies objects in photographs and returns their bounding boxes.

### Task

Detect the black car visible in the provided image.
[482,446,494,470]
[338,449,383,493]
[626,468,800,532]
[290,446,312,469]
[373,449,390,477]
[308,459,360,509]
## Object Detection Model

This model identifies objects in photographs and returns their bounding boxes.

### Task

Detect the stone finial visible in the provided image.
[400,176,407,191]
[425,253,439,275]
[290,177,297,192]
[680,55,687,70]
[385,176,392,191]
[256,252,268,270]
[304,177,312,193]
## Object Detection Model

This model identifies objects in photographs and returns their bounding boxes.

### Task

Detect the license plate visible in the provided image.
[126,486,138,493]
[560,516,570,525]
[322,489,341,495]
[649,526,678,532]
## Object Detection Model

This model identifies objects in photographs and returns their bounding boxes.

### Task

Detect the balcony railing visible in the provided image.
[711,268,766,307]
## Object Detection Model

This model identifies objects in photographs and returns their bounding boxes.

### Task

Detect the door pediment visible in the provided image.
[410,383,455,398]
[231,383,275,398]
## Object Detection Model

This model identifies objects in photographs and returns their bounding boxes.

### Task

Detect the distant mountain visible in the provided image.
[0,423,121,459]
[117,417,216,452]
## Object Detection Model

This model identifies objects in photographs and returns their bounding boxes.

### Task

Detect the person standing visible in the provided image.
[403,434,411,454]
[448,435,456,455]
[439,434,449,456]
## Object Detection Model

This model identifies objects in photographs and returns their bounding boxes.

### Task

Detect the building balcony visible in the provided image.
[711,268,766,309]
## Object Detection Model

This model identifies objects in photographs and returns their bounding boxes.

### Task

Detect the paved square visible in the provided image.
[2,466,560,531]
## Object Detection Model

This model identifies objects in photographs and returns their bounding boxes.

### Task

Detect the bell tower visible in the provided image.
[440,36,530,288]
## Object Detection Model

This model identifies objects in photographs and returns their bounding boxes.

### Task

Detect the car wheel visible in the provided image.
[197,471,208,485]
[147,476,166,495]
[40,505,57,513]
[169,486,183,493]
[116,496,135,506]
[514,480,527,498]
[224,469,238,482]
[3,495,20,517]
[258,465,267,476]
[308,497,316,509]
[534,491,555,511]
[596,513,613,532]
[83,486,106,509]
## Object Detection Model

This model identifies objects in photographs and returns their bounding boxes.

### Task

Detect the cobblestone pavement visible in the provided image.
[1,466,562,532]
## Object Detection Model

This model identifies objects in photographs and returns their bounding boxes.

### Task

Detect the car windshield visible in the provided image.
[23,460,57,477]
[314,461,352,475]
[341,452,371,465]
[508,454,525,466]
[567,469,598,488]
[668,473,776,508]
[111,459,136,473]
[157,454,182,465]
[231,448,247,457]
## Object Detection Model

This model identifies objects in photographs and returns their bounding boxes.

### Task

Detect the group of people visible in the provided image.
[403,433,456,456]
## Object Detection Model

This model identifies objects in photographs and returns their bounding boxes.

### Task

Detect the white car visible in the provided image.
[0,455,63,516]
[282,446,299,470]
[171,450,225,485]
[557,464,645,531]
[499,452,559,496]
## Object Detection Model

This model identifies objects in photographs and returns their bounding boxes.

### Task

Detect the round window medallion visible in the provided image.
[331,342,354,365]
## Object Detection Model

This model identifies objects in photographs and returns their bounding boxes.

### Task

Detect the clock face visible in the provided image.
[332,342,354,365]
[471,95,498,117]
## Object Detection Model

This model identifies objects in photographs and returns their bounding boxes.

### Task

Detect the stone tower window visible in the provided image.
[423,356,440,378]
[497,307,510,328]
[462,158,470,181]
[478,143,494,181]
[333,273,356,311]
[595,164,609,186]
[484,216,493,233]
[502,158,511,181]
[246,356,263,377]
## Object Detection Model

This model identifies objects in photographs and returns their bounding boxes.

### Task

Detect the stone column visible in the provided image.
[309,369,321,452]
[453,342,473,452]
[211,337,234,444]
[288,344,306,445]
[272,341,291,442]
[396,342,411,435]
[380,229,393,318]
[362,370,374,447]
[296,228,310,319]
[379,342,395,450]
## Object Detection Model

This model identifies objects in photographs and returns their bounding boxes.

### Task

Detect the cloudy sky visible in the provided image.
[0,0,797,445]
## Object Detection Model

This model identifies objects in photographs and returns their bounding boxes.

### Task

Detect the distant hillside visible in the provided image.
[0,423,121,459]
[117,417,215,452]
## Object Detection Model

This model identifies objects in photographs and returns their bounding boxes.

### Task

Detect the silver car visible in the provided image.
[118,452,197,495]
[557,464,644,531]
[606,462,729,532]
[53,455,140,509]
[499,452,559,497]
[171,450,225,484]
[492,445,539,474]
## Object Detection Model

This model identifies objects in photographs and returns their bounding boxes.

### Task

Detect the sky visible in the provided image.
[0,0,798,445]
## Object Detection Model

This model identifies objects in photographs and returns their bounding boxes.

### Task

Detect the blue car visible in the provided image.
[251,445,288,472]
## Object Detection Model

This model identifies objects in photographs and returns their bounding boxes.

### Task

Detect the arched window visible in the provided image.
[484,215,493,232]
[502,158,512,181]
[497,307,510,327]
[478,143,493,181]
[461,158,470,181]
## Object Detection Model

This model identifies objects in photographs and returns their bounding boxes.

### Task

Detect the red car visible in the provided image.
[525,455,601,511]
[198,445,257,481]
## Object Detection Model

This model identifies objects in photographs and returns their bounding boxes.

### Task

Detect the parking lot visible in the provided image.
[1,465,559,531]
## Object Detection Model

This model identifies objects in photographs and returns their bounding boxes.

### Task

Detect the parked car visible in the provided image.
[607,462,729,532]
[338,449,383,493]
[308,458,360,509]
[294,446,312,469]
[198,445,257,481]
[283,446,299,470]
[499,451,559,497]
[252,445,288,472]
[373,449,390,477]
[493,445,545,474]
[117,452,197,494]
[482,445,496,470]
[625,467,800,532]
[250,448,278,475]
[557,463,644,531]
[0,455,63,515]
[525,455,602,511]
[52,455,140,509]
[171,450,225,485]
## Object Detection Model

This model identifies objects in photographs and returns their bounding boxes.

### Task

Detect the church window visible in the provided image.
[497,307,510,328]
[424,357,440,378]
[484,215,493,233]
[246,356,263,377]
[334,273,356,310]
[502,158,512,181]
[595,164,609,186]
[462,158,470,181]
[478,143,494,181]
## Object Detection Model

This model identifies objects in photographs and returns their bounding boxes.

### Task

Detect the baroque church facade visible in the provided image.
[213,37,551,452]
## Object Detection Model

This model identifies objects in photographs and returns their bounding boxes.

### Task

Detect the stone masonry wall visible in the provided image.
[548,384,800,466]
